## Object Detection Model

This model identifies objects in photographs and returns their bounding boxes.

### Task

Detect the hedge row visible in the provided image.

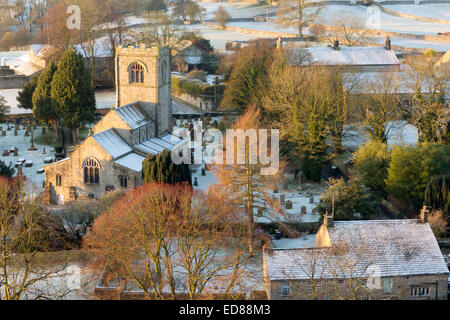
[171,77,225,98]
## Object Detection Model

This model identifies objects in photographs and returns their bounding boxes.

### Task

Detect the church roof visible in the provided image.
[134,133,185,154]
[114,102,152,129]
[114,152,146,172]
[92,128,132,159]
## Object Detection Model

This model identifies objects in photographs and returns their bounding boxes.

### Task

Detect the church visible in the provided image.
[44,44,185,204]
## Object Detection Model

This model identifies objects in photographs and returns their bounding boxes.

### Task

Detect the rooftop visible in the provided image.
[293,46,400,66]
[265,219,449,280]
[92,128,132,159]
[114,102,153,129]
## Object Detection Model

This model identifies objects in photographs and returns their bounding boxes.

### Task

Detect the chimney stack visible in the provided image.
[333,37,339,50]
[324,210,334,228]
[420,205,429,223]
[276,36,282,49]
[385,36,391,50]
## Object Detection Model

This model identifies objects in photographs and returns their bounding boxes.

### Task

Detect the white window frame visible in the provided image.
[383,277,393,293]
[281,281,291,297]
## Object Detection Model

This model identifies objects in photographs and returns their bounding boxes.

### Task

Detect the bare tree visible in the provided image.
[428,210,448,239]
[405,54,449,144]
[0,177,73,300]
[326,11,370,47]
[214,5,231,29]
[134,10,183,48]
[275,0,321,38]
[84,183,251,300]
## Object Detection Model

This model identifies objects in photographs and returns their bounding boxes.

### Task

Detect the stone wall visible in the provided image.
[115,44,171,136]
[265,273,448,300]
[44,136,140,204]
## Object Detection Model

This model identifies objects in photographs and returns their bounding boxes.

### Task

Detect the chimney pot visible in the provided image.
[333,37,339,50]
[385,36,391,50]
[420,205,429,223]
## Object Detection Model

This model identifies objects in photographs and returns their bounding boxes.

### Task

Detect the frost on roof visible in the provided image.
[114,152,146,172]
[135,133,185,155]
[92,129,132,159]
[292,47,400,66]
[265,220,449,280]
[114,102,152,129]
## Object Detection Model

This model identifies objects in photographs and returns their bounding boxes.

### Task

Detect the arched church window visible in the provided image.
[129,63,145,84]
[83,157,100,184]
[119,175,128,188]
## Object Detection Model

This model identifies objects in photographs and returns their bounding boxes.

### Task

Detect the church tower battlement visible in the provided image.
[115,43,172,136]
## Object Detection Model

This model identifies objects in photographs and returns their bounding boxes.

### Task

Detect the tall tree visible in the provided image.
[406,54,449,144]
[50,48,96,144]
[424,175,450,215]
[135,10,183,47]
[220,42,274,113]
[386,143,450,209]
[214,5,230,29]
[17,75,39,110]
[142,149,191,185]
[32,60,61,143]
[352,140,390,191]
[275,0,321,38]
[211,107,284,255]
[0,94,10,122]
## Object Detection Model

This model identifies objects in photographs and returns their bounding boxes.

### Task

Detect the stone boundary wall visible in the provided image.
[172,92,217,111]
[0,74,29,89]
[202,21,299,38]
[377,4,450,25]
[203,21,450,44]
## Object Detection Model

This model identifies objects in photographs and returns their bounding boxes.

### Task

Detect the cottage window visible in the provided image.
[281,281,290,297]
[410,287,430,297]
[383,277,393,293]
[56,174,62,187]
[119,175,128,188]
[129,63,145,84]
[83,157,100,184]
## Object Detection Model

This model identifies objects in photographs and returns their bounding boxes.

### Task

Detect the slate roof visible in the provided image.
[134,133,185,154]
[265,220,449,281]
[114,152,146,172]
[294,46,400,66]
[92,128,132,159]
[114,102,152,129]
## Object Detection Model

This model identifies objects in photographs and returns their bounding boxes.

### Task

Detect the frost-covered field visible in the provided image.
[317,5,448,35]
[199,1,277,20]
[383,4,450,20]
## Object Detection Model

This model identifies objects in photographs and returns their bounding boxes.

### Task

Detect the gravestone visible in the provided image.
[301,206,307,215]
[1,131,5,136]
[309,196,314,204]
[285,200,292,210]
[201,168,206,176]
[280,194,285,203]
[194,177,198,186]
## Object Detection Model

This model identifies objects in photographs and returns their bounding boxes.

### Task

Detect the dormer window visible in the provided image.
[130,63,145,84]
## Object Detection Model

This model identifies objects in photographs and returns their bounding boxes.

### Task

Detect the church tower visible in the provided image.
[115,44,172,136]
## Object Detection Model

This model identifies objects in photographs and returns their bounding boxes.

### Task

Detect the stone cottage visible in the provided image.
[44,44,185,204]
[263,209,449,300]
